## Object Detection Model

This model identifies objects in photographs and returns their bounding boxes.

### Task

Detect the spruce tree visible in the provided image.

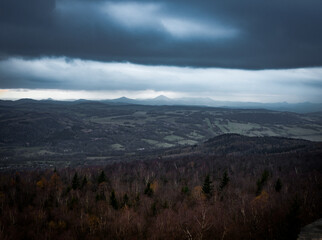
[256,170,270,195]
[202,174,213,199]
[98,170,106,184]
[123,193,129,207]
[144,182,154,197]
[275,178,282,192]
[72,172,79,190]
[110,190,118,210]
[181,186,190,195]
[219,170,230,191]
[81,176,87,188]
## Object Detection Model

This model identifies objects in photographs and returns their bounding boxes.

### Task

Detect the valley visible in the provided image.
[0,99,322,169]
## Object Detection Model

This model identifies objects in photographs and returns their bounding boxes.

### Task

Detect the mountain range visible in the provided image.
[103,95,322,113]
[2,96,322,113]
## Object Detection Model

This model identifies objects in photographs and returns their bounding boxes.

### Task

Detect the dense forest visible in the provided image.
[1,135,321,240]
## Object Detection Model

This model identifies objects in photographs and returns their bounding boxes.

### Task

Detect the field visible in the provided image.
[0,99,322,169]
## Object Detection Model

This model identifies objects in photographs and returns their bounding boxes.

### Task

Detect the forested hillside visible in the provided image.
[1,135,321,239]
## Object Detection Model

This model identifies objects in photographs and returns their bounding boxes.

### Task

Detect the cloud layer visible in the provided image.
[1,57,321,103]
[1,0,322,69]
[1,0,321,103]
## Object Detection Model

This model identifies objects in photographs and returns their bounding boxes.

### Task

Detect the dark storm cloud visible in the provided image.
[0,0,322,69]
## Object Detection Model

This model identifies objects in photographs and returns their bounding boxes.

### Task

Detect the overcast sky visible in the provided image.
[0,0,322,102]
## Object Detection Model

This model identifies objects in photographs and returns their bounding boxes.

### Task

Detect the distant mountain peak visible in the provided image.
[153,95,171,101]
[116,96,131,100]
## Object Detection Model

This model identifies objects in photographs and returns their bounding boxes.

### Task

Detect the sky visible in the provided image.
[0,0,322,102]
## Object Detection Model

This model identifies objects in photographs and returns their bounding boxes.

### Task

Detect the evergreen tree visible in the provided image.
[256,170,270,195]
[144,182,154,197]
[151,201,158,216]
[81,176,87,188]
[72,172,79,190]
[261,170,269,183]
[95,193,100,202]
[110,190,118,210]
[181,186,190,195]
[98,170,106,184]
[122,193,129,207]
[219,170,230,191]
[202,174,213,199]
[275,178,282,192]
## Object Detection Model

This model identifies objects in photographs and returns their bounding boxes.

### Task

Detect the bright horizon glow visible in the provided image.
[0,89,185,101]
[0,88,321,104]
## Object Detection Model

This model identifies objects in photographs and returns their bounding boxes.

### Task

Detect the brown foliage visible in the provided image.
[0,149,321,239]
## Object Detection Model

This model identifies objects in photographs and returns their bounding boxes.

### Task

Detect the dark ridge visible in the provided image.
[205,133,310,144]
[201,134,315,156]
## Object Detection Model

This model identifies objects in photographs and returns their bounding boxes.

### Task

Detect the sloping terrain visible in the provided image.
[0,133,321,239]
[298,218,322,240]
[164,134,319,155]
